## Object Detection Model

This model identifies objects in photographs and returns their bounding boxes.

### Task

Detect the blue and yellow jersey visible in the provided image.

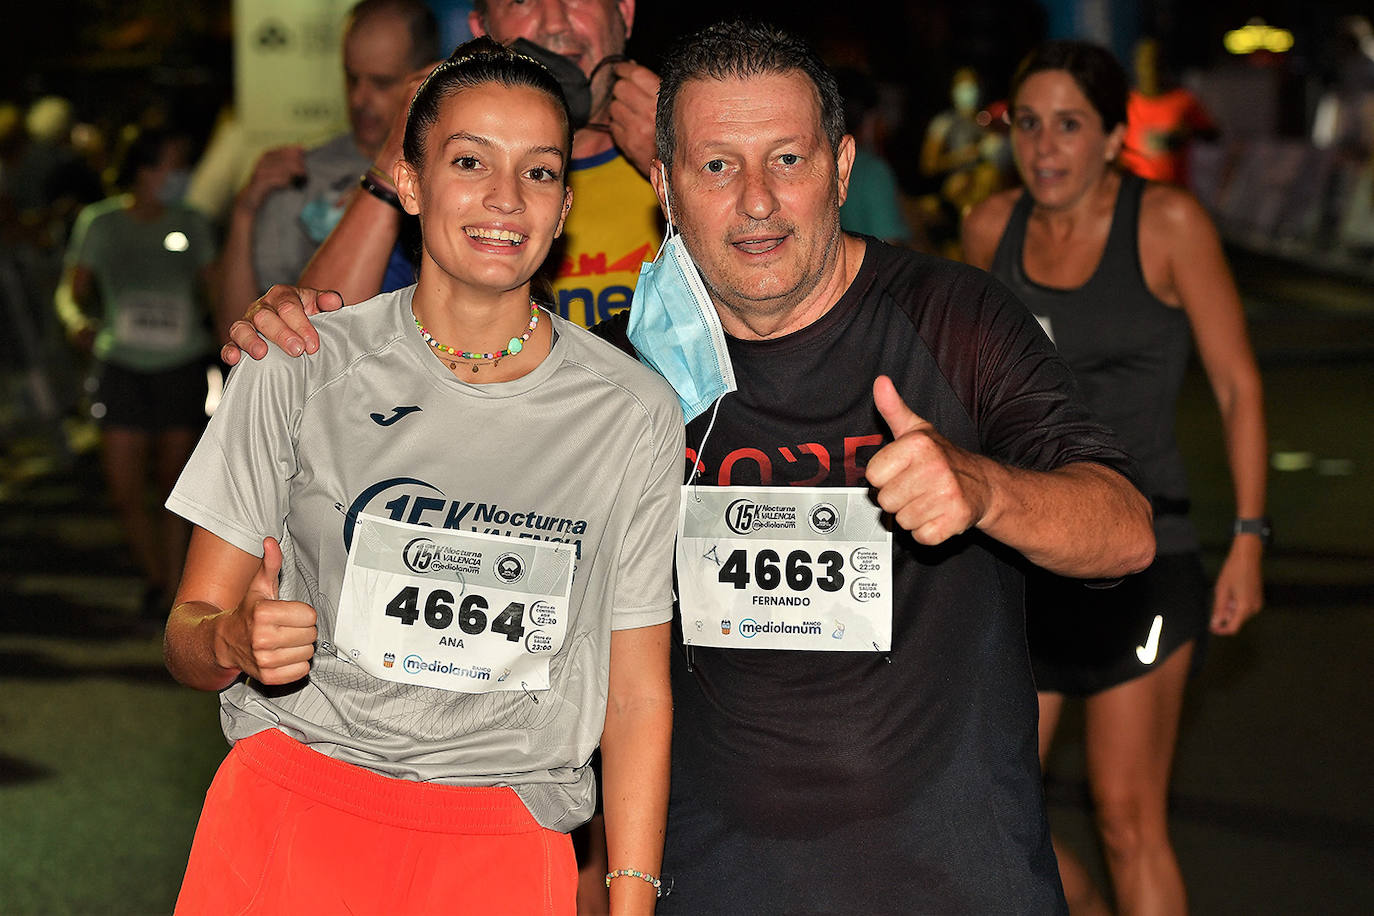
[552,148,662,328]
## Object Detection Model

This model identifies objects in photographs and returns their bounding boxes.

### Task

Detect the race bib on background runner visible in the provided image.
[677,486,892,651]
[334,514,575,692]
[112,292,190,350]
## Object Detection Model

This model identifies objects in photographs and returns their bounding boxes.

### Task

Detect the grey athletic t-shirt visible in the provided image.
[251,133,368,292]
[168,285,683,830]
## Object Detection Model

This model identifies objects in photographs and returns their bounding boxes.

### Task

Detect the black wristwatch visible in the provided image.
[1233,516,1272,546]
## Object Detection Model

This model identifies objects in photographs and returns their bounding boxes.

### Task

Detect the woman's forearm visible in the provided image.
[1215,369,1268,521]
[164,599,242,692]
[600,623,672,914]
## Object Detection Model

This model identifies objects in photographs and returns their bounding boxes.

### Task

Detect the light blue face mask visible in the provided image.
[627,174,737,423]
[157,168,191,205]
[952,82,980,114]
[299,194,348,244]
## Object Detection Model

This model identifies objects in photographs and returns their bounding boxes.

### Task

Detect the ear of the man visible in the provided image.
[467,10,486,38]
[836,134,857,209]
[618,0,636,38]
[649,159,670,220]
[393,160,421,216]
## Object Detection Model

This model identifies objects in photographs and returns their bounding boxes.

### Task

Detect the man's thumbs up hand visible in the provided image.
[865,376,994,544]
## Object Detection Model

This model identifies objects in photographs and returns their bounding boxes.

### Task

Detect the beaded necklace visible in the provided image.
[415,299,540,373]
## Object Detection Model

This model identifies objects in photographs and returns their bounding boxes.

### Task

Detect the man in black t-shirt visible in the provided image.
[622,22,1153,915]
[223,20,1156,915]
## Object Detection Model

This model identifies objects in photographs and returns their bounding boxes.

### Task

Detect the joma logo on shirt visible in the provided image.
[370,405,421,426]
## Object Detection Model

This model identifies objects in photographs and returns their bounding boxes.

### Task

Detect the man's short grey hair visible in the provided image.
[654,20,846,171]
[347,0,441,69]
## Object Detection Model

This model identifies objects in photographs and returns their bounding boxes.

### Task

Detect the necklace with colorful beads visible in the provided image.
[414,299,540,373]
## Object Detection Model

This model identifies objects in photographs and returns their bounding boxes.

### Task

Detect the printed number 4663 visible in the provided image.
[717,548,845,592]
[385,586,525,641]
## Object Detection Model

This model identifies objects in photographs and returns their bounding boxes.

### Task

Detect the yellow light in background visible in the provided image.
[1265,29,1294,52]
[163,230,189,252]
[1223,27,1259,54]
[1272,450,1315,471]
[1225,19,1295,55]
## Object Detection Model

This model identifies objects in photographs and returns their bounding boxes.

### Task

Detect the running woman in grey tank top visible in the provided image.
[963,41,1268,916]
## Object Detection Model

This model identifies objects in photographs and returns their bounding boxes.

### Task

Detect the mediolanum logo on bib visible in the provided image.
[724,498,798,535]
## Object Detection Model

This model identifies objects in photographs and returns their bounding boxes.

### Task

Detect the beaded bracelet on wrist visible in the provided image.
[605,868,662,897]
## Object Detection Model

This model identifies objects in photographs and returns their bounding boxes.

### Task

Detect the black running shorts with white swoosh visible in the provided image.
[1026,552,1210,696]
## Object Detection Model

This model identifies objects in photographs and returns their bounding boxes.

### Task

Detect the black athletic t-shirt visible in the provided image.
[596,239,1135,914]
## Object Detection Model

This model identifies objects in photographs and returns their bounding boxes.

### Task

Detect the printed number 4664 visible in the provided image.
[385,586,525,641]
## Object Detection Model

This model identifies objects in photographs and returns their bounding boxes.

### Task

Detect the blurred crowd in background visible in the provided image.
[1,0,1372,477]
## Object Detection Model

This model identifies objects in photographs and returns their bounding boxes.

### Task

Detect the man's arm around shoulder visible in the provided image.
[221,285,346,365]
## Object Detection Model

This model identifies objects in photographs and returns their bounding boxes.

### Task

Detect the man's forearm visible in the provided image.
[218,205,262,336]
[55,276,94,337]
[978,460,1155,578]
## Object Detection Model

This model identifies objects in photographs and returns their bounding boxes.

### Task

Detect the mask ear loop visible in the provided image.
[589,54,629,81]
[653,167,677,260]
[686,397,724,499]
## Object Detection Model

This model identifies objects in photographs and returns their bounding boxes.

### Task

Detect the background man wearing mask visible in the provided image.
[217,0,440,333]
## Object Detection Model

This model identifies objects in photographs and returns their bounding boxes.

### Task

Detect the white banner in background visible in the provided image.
[234,0,353,148]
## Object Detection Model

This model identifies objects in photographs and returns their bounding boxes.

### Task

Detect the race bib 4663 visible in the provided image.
[677,486,892,652]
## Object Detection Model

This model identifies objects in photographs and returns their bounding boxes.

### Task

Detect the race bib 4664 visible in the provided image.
[334,514,575,692]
